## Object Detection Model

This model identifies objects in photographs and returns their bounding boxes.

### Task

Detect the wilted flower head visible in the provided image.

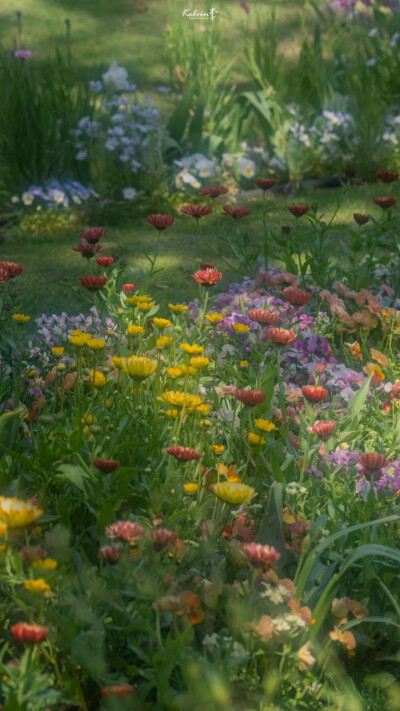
[373,196,397,209]
[255,177,276,190]
[199,185,228,198]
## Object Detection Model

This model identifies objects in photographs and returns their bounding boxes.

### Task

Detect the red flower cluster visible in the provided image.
[283,286,310,306]
[79,276,107,291]
[181,205,213,219]
[0,261,24,280]
[235,389,266,406]
[249,308,280,325]
[11,622,48,644]
[288,204,310,218]
[192,268,222,286]
[147,214,175,230]
[267,328,297,345]
[122,283,135,294]
[166,446,201,461]
[199,185,228,198]
[222,205,251,219]
[254,178,276,191]
[302,385,328,403]
[93,458,120,473]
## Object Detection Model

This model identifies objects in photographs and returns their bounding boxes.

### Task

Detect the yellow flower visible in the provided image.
[165,409,179,418]
[89,370,108,388]
[370,348,388,368]
[126,324,145,336]
[112,356,124,369]
[70,329,83,336]
[51,347,64,356]
[70,334,90,347]
[248,432,266,446]
[24,578,51,593]
[205,313,223,324]
[0,497,43,528]
[82,413,95,425]
[12,314,30,323]
[211,482,255,505]
[210,445,224,454]
[184,483,198,494]
[254,418,275,433]
[137,301,155,311]
[363,362,385,381]
[189,356,209,369]
[126,295,153,304]
[32,558,58,570]
[157,336,173,349]
[240,360,248,367]
[153,317,172,329]
[0,521,8,537]
[169,303,188,313]
[233,323,250,334]
[180,343,204,355]
[86,338,106,350]
[120,356,157,380]
[196,404,210,415]
[199,419,212,428]
[160,391,203,411]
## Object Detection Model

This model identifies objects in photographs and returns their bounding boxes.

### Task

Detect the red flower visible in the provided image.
[192,268,222,286]
[267,328,297,345]
[249,308,280,325]
[105,521,144,542]
[200,262,214,270]
[222,205,251,219]
[199,185,229,198]
[122,283,135,293]
[373,197,397,209]
[19,546,47,562]
[0,267,10,282]
[93,458,120,473]
[181,205,213,219]
[345,169,356,178]
[73,241,102,259]
[166,446,201,461]
[235,388,266,406]
[281,225,291,234]
[147,214,175,230]
[79,275,107,291]
[302,385,328,403]
[359,453,388,479]
[0,261,24,278]
[288,204,309,218]
[310,420,335,438]
[376,170,399,183]
[78,227,106,243]
[283,286,310,306]
[99,545,122,562]
[150,528,177,550]
[101,685,135,698]
[11,622,48,644]
[354,213,369,225]
[97,257,114,267]
[255,178,276,191]
[242,542,280,568]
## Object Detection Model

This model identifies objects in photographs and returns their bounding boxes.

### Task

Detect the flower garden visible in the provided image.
[3,1,400,710]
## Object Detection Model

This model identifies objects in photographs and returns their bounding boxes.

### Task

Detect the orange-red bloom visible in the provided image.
[192,268,222,286]
[373,197,397,209]
[267,328,297,345]
[181,205,213,218]
[222,205,251,219]
[255,177,276,190]
[242,542,280,568]
[199,185,228,198]
[376,170,399,183]
[150,528,177,550]
[249,308,280,325]
[353,213,369,225]
[11,622,48,644]
[0,267,9,282]
[147,214,175,230]
[235,388,265,406]
[101,685,135,698]
[166,446,201,461]
[73,241,102,259]
[359,453,388,479]
[309,420,335,438]
[79,227,106,243]
[106,521,144,542]
[99,545,122,562]
[122,283,135,293]
[93,458,120,473]
[0,261,24,278]
[302,385,328,402]
[79,275,107,291]
[288,204,309,218]
[283,286,310,306]
[97,257,114,267]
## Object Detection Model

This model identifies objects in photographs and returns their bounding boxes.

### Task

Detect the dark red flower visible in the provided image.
[99,545,122,562]
[93,458,120,473]
[222,205,251,219]
[249,308,280,325]
[150,528,177,550]
[79,275,107,291]
[359,452,388,480]
[288,204,309,218]
[200,263,214,270]
[242,542,280,568]
[283,286,310,306]
[255,178,276,191]
[166,446,201,461]
[0,268,10,282]
[11,622,48,644]
[373,197,397,209]
[199,185,229,198]
[302,385,328,403]
[122,283,135,293]
[0,261,24,278]
[192,268,222,286]
[73,241,102,259]
[310,420,336,438]
[181,205,213,219]
[345,169,356,178]
[235,388,266,406]
[147,214,175,230]
[376,170,399,183]
[79,227,106,243]
[97,257,114,267]
[267,328,297,345]
[354,213,370,225]
[106,521,144,542]
[101,685,135,698]
[281,225,291,234]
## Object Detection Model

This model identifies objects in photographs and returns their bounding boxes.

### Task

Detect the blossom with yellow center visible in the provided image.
[180,343,204,355]
[0,497,43,528]
[156,336,173,349]
[126,324,145,336]
[210,445,224,454]
[24,579,51,594]
[160,391,203,411]
[32,558,58,570]
[12,314,30,323]
[248,432,266,446]
[153,317,172,329]
[189,356,209,369]
[86,338,106,350]
[51,347,64,356]
[165,409,179,418]
[184,483,198,494]
[89,370,108,388]
[120,356,157,380]
[254,418,276,433]
[205,313,223,324]
[211,482,255,505]
[233,323,251,334]
[240,360,249,367]
[169,303,188,313]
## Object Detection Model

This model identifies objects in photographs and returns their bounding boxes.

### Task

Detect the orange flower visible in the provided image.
[178,590,205,624]
[345,341,362,360]
[370,348,388,368]
[298,642,316,671]
[363,362,384,383]
[329,626,356,655]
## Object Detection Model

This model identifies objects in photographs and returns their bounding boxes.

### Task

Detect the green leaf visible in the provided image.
[349,373,373,416]
[0,408,24,448]
[54,464,90,491]
[167,85,196,143]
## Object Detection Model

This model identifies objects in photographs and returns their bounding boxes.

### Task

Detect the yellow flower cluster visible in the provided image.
[24,578,51,593]
[89,370,107,388]
[205,313,223,324]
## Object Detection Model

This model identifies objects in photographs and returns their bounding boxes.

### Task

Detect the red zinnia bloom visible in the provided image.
[93,458,120,473]
[353,213,369,225]
[122,283,135,293]
[0,267,10,282]
[281,225,291,234]
[192,268,222,286]
[302,385,328,403]
[359,453,388,480]
[166,446,201,461]
[283,286,310,306]
[242,542,280,568]
[11,622,48,644]
[222,205,251,219]
[254,177,276,191]
[345,169,356,178]
[79,227,106,243]
[249,308,280,325]
[73,241,102,259]
[199,185,229,198]
[181,205,213,219]
[79,275,107,291]
[267,328,297,345]
[99,545,122,562]
[0,261,24,278]
[147,214,175,230]
[373,197,397,209]
[288,204,309,218]
[101,685,135,698]
[97,257,114,267]
[376,170,399,183]
[235,388,266,406]
[150,528,177,550]
[105,521,144,542]
[310,420,336,438]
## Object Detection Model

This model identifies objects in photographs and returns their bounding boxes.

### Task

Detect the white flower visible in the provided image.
[203,633,219,647]
[175,168,201,189]
[52,190,66,205]
[72,195,82,205]
[11,195,19,204]
[122,188,137,200]
[195,157,215,178]
[366,58,377,67]
[368,28,378,37]
[22,191,35,206]
[102,63,131,92]
[75,150,87,161]
[237,156,256,178]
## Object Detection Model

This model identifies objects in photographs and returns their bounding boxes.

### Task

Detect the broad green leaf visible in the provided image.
[349,373,372,416]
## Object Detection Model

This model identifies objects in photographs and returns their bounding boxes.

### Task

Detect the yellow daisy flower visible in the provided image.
[205,313,223,324]
[169,303,188,313]
[51,347,64,356]
[254,418,276,433]
[180,343,204,355]
[184,483,198,494]
[126,324,145,336]
[189,356,209,369]
[211,482,255,505]
[120,356,157,380]
[156,336,173,349]
[233,323,251,334]
[12,314,30,323]
[153,317,172,329]
[247,432,266,446]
